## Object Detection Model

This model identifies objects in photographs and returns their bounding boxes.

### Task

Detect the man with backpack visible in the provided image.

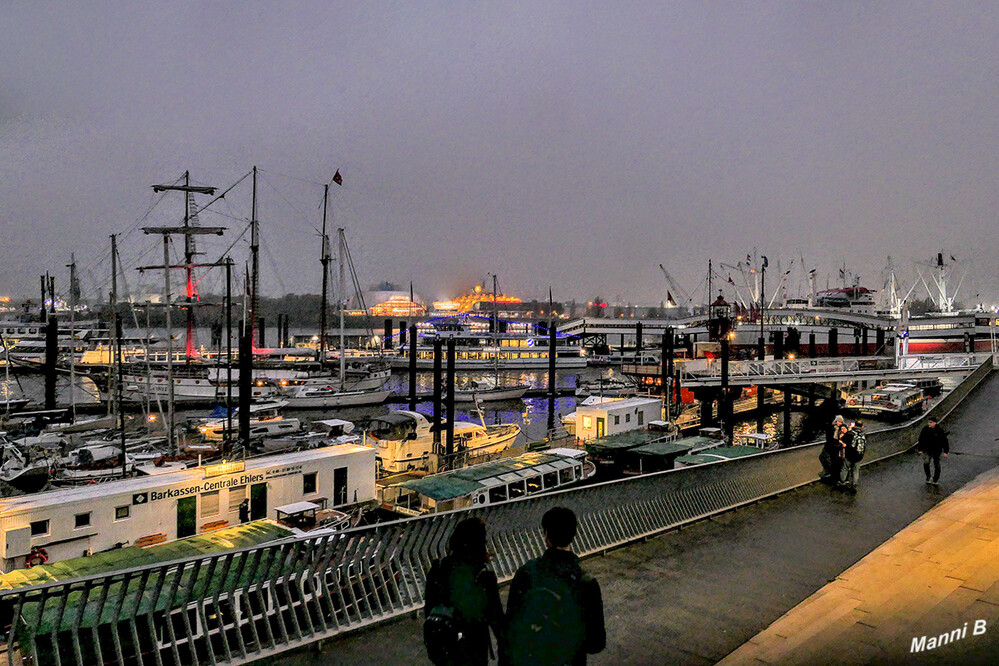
[839,421,866,491]
[505,506,605,666]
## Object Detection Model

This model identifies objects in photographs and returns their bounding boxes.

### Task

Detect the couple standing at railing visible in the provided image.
[423,508,606,666]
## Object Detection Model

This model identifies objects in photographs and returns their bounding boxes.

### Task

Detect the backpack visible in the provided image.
[506,559,588,666]
[847,430,866,462]
[423,559,484,665]
[423,602,464,665]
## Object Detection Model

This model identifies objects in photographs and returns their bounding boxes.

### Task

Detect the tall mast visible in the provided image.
[67,253,78,422]
[183,171,194,361]
[109,237,118,422]
[141,222,225,453]
[150,174,217,360]
[319,184,330,364]
[250,166,260,344]
[338,228,346,384]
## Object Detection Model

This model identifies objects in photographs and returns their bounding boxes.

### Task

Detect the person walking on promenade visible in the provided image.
[505,507,605,666]
[424,517,504,666]
[820,415,847,484]
[839,421,866,491]
[917,417,949,485]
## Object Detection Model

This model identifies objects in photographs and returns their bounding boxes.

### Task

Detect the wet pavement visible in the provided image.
[278,372,999,665]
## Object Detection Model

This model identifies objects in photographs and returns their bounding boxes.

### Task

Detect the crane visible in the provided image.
[659,264,692,311]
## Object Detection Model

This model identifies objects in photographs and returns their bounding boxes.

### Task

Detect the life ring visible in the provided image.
[26,547,48,568]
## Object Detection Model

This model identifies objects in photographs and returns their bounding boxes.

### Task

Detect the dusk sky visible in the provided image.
[3,2,998,308]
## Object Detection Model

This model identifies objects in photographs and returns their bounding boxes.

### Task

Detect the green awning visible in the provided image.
[629,441,694,458]
[0,520,293,592]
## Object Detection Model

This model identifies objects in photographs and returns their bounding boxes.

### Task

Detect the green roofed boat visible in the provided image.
[378,448,595,515]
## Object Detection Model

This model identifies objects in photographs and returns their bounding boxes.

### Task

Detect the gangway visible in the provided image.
[626,353,991,388]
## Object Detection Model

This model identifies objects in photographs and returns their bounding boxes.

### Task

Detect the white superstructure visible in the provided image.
[0,444,376,572]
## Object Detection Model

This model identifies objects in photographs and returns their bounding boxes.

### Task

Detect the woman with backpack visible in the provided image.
[424,517,504,665]
[839,421,866,491]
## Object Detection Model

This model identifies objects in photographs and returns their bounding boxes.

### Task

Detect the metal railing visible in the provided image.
[676,353,988,386]
[0,359,991,666]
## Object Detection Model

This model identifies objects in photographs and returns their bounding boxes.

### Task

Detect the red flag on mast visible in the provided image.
[332,170,343,186]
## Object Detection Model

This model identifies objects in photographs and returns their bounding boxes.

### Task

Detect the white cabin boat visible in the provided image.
[196,401,302,442]
[365,410,520,474]
[573,397,663,441]
[379,448,595,515]
[845,383,927,420]
[0,444,376,572]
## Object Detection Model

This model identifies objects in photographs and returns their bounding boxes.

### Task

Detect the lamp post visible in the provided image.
[709,291,733,440]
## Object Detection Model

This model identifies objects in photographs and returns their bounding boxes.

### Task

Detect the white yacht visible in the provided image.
[366,410,520,474]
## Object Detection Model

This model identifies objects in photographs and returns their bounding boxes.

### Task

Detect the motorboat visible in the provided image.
[574,377,639,398]
[256,418,361,453]
[280,384,394,409]
[451,377,530,402]
[366,410,520,474]
[197,401,302,441]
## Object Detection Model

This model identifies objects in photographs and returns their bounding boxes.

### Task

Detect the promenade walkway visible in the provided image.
[285,372,999,665]
[720,465,999,665]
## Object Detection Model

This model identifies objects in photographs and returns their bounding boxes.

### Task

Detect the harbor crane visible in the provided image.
[659,264,692,311]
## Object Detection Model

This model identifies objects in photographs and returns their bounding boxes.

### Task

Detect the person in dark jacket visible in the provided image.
[505,507,605,666]
[820,415,847,484]
[917,417,949,484]
[424,517,504,666]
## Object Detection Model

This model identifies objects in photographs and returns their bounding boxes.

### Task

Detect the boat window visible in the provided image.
[201,491,220,518]
[74,512,91,529]
[526,476,542,494]
[488,485,508,504]
[228,486,246,512]
[559,468,574,485]
[638,411,644,426]
[303,472,318,495]
[30,519,49,536]
[625,413,631,423]
[543,471,558,489]
[508,480,526,498]
[115,505,130,521]
[614,415,620,425]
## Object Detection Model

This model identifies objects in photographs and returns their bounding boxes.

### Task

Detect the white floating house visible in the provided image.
[574,397,662,441]
[0,444,375,573]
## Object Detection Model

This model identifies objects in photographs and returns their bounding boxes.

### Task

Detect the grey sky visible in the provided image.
[2,2,998,307]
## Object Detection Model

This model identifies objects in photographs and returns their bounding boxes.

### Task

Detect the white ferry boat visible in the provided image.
[390,318,586,370]
[378,448,595,515]
[845,383,927,420]
[365,410,521,474]
[0,444,375,573]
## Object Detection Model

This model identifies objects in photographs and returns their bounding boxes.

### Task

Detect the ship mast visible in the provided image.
[250,166,260,344]
[319,183,330,365]
[338,228,347,385]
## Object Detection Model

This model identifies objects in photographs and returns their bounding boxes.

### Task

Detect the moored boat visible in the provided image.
[378,448,595,515]
[366,410,521,474]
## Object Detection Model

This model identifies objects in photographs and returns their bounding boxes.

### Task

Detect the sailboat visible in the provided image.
[281,179,392,409]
